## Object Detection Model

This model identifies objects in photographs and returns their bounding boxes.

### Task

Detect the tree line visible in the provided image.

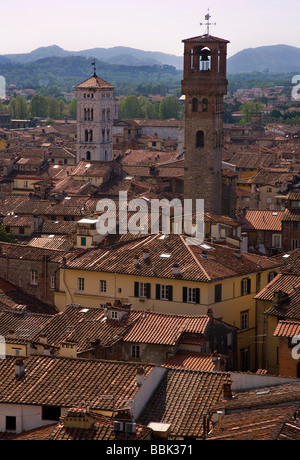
[0,94,77,120]
[0,93,183,121]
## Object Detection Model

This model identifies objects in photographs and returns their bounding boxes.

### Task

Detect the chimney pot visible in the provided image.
[15,359,25,378]
[136,366,145,386]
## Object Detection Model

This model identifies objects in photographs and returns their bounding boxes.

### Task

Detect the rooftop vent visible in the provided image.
[172,264,180,275]
[136,366,145,387]
[15,358,25,379]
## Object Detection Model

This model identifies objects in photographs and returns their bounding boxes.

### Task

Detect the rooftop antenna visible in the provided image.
[92,60,97,76]
[200,9,216,36]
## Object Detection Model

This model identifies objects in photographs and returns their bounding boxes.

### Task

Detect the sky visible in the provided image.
[1,0,300,58]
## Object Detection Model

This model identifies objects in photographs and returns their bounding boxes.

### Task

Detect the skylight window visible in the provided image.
[200,244,212,250]
[80,308,89,313]
[160,253,171,258]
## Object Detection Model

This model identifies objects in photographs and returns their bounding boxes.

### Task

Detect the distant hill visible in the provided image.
[0,55,182,93]
[1,45,183,69]
[228,44,300,73]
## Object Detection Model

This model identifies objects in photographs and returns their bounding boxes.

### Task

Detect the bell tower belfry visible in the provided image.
[182,20,229,215]
[75,63,117,163]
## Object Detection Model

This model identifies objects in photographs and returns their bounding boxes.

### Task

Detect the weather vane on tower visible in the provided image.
[200,9,216,35]
[92,60,97,76]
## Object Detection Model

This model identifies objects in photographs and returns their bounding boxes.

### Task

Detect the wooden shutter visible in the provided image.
[195,288,200,304]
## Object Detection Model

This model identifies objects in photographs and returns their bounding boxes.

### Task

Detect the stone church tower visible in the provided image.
[182,33,229,215]
[75,68,118,163]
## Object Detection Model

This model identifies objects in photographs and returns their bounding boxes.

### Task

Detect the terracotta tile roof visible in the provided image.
[163,351,218,372]
[27,236,73,251]
[0,277,57,315]
[0,355,153,410]
[138,368,231,438]
[264,287,300,319]
[122,311,211,345]
[64,234,283,283]
[274,320,300,338]
[10,410,151,441]
[230,153,276,170]
[282,209,300,222]
[248,168,299,187]
[75,74,114,89]
[287,191,300,200]
[0,308,53,341]
[71,160,114,178]
[255,273,300,302]
[31,304,143,354]
[240,210,284,231]
[207,404,300,440]
[0,195,100,219]
[182,34,230,44]
[41,220,77,235]
[2,215,34,227]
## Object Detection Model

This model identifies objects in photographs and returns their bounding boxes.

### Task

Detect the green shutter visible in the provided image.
[183,287,187,303]
[146,283,151,299]
[156,284,161,300]
[195,288,200,304]
[134,282,139,298]
[247,278,251,295]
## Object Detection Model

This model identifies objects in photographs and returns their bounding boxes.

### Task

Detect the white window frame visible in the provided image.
[50,276,56,290]
[187,287,196,304]
[241,311,249,331]
[111,311,118,320]
[242,278,249,296]
[132,345,140,358]
[139,283,147,299]
[160,285,169,301]
[78,278,85,292]
[272,234,282,248]
[100,280,107,293]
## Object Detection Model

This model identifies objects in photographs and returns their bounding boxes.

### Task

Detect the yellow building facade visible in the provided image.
[55,238,282,373]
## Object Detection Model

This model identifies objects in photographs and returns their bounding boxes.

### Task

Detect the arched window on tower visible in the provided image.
[86,151,91,161]
[85,129,89,142]
[198,47,211,71]
[192,98,198,112]
[196,130,204,148]
[202,98,208,112]
[89,130,93,142]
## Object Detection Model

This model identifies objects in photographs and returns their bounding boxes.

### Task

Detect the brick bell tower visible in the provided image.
[182,19,229,215]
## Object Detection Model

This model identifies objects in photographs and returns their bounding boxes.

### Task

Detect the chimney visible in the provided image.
[44,345,51,356]
[272,290,289,308]
[207,308,213,318]
[136,366,145,387]
[223,382,233,399]
[15,358,25,379]
[134,255,140,267]
[142,248,150,260]
[39,334,47,345]
[240,232,248,253]
[172,263,180,275]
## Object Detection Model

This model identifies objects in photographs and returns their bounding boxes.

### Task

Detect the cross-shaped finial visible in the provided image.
[92,60,96,76]
[200,9,216,35]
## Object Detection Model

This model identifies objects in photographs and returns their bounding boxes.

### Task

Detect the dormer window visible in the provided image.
[111,311,118,320]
